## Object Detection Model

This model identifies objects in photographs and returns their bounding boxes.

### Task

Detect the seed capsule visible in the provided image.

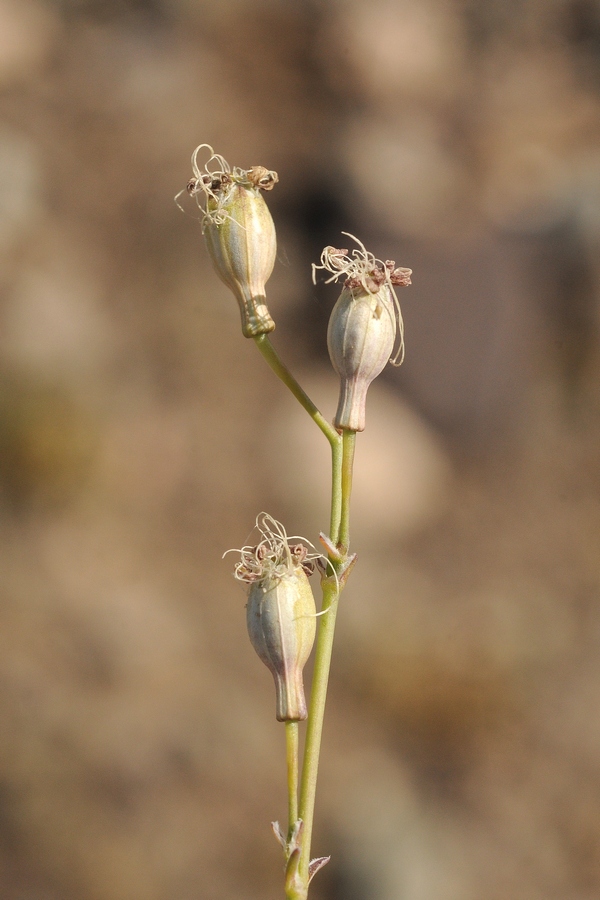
[327,282,396,431]
[182,145,278,338]
[313,234,411,432]
[247,566,316,721]
[228,514,318,722]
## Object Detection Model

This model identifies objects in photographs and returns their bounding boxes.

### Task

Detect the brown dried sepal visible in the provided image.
[388,263,412,287]
[344,258,412,292]
[289,542,316,577]
[247,166,279,190]
[187,171,232,197]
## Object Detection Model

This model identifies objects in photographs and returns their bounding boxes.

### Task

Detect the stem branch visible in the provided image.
[253,335,340,449]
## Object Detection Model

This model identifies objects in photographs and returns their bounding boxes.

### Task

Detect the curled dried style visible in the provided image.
[182,144,278,230]
[228,513,320,583]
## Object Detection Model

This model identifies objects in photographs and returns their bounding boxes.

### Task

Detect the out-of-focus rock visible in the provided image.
[96,399,192,513]
[478,47,600,231]
[1,225,117,380]
[264,370,451,546]
[320,0,466,106]
[0,0,59,85]
[386,232,535,439]
[343,113,470,238]
[0,376,97,510]
[0,127,43,258]
[324,745,472,900]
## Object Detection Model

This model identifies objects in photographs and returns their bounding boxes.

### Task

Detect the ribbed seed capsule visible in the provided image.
[313,233,412,432]
[327,283,396,432]
[204,182,276,337]
[182,145,278,338]
[228,514,318,722]
[247,567,316,721]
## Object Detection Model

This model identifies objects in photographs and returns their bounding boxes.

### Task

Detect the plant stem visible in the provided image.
[296,428,355,889]
[253,331,355,896]
[252,333,343,547]
[253,335,341,450]
[296,578,339,887]
[339,431,355,552]
[285,721,299,837]
[329,434,343,544]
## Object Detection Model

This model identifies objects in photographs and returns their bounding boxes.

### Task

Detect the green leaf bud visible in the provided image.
[228,514,318,722]
[182,145,278,338]
[313,234,411,432]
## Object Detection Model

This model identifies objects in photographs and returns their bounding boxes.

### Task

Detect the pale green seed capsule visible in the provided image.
[182,145,278,338]
[228,513,319,722]
[247,566,316,721]
[204,182,277,338]
[327,283,396,432]
[313,234,411,432]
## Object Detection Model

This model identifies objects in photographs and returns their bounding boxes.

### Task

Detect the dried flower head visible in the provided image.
[313,232,411,366]
[183,144,278,231]
[314,234,412,431]
[231,513,320,584]
[179,144,278,338]
[227,514,319,721]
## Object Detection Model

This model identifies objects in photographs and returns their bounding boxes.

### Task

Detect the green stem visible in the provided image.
[296,578,339,886]
[329,435,343,545]
[253,335,340,449]
[285,721,299,837]
[252,333,342,544]
[296,429,355,888]
[339,431,355,552]
[253,330,343,558]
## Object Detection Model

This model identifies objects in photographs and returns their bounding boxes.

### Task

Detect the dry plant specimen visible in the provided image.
[179,144,411,900]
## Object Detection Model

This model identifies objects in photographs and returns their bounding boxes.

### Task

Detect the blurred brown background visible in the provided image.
[0,0,600,897]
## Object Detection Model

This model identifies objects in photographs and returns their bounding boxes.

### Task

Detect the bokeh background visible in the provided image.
[1,0,600,897]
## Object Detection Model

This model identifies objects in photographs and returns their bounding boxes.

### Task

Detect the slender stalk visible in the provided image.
[252,333,343,546]
[296,429,355,888]
[329,434,343,544]
[296,578,339,886]
[253,335,341,449]
[339,431,355,552]
[285,721,299,837]
[253,330,343,563]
